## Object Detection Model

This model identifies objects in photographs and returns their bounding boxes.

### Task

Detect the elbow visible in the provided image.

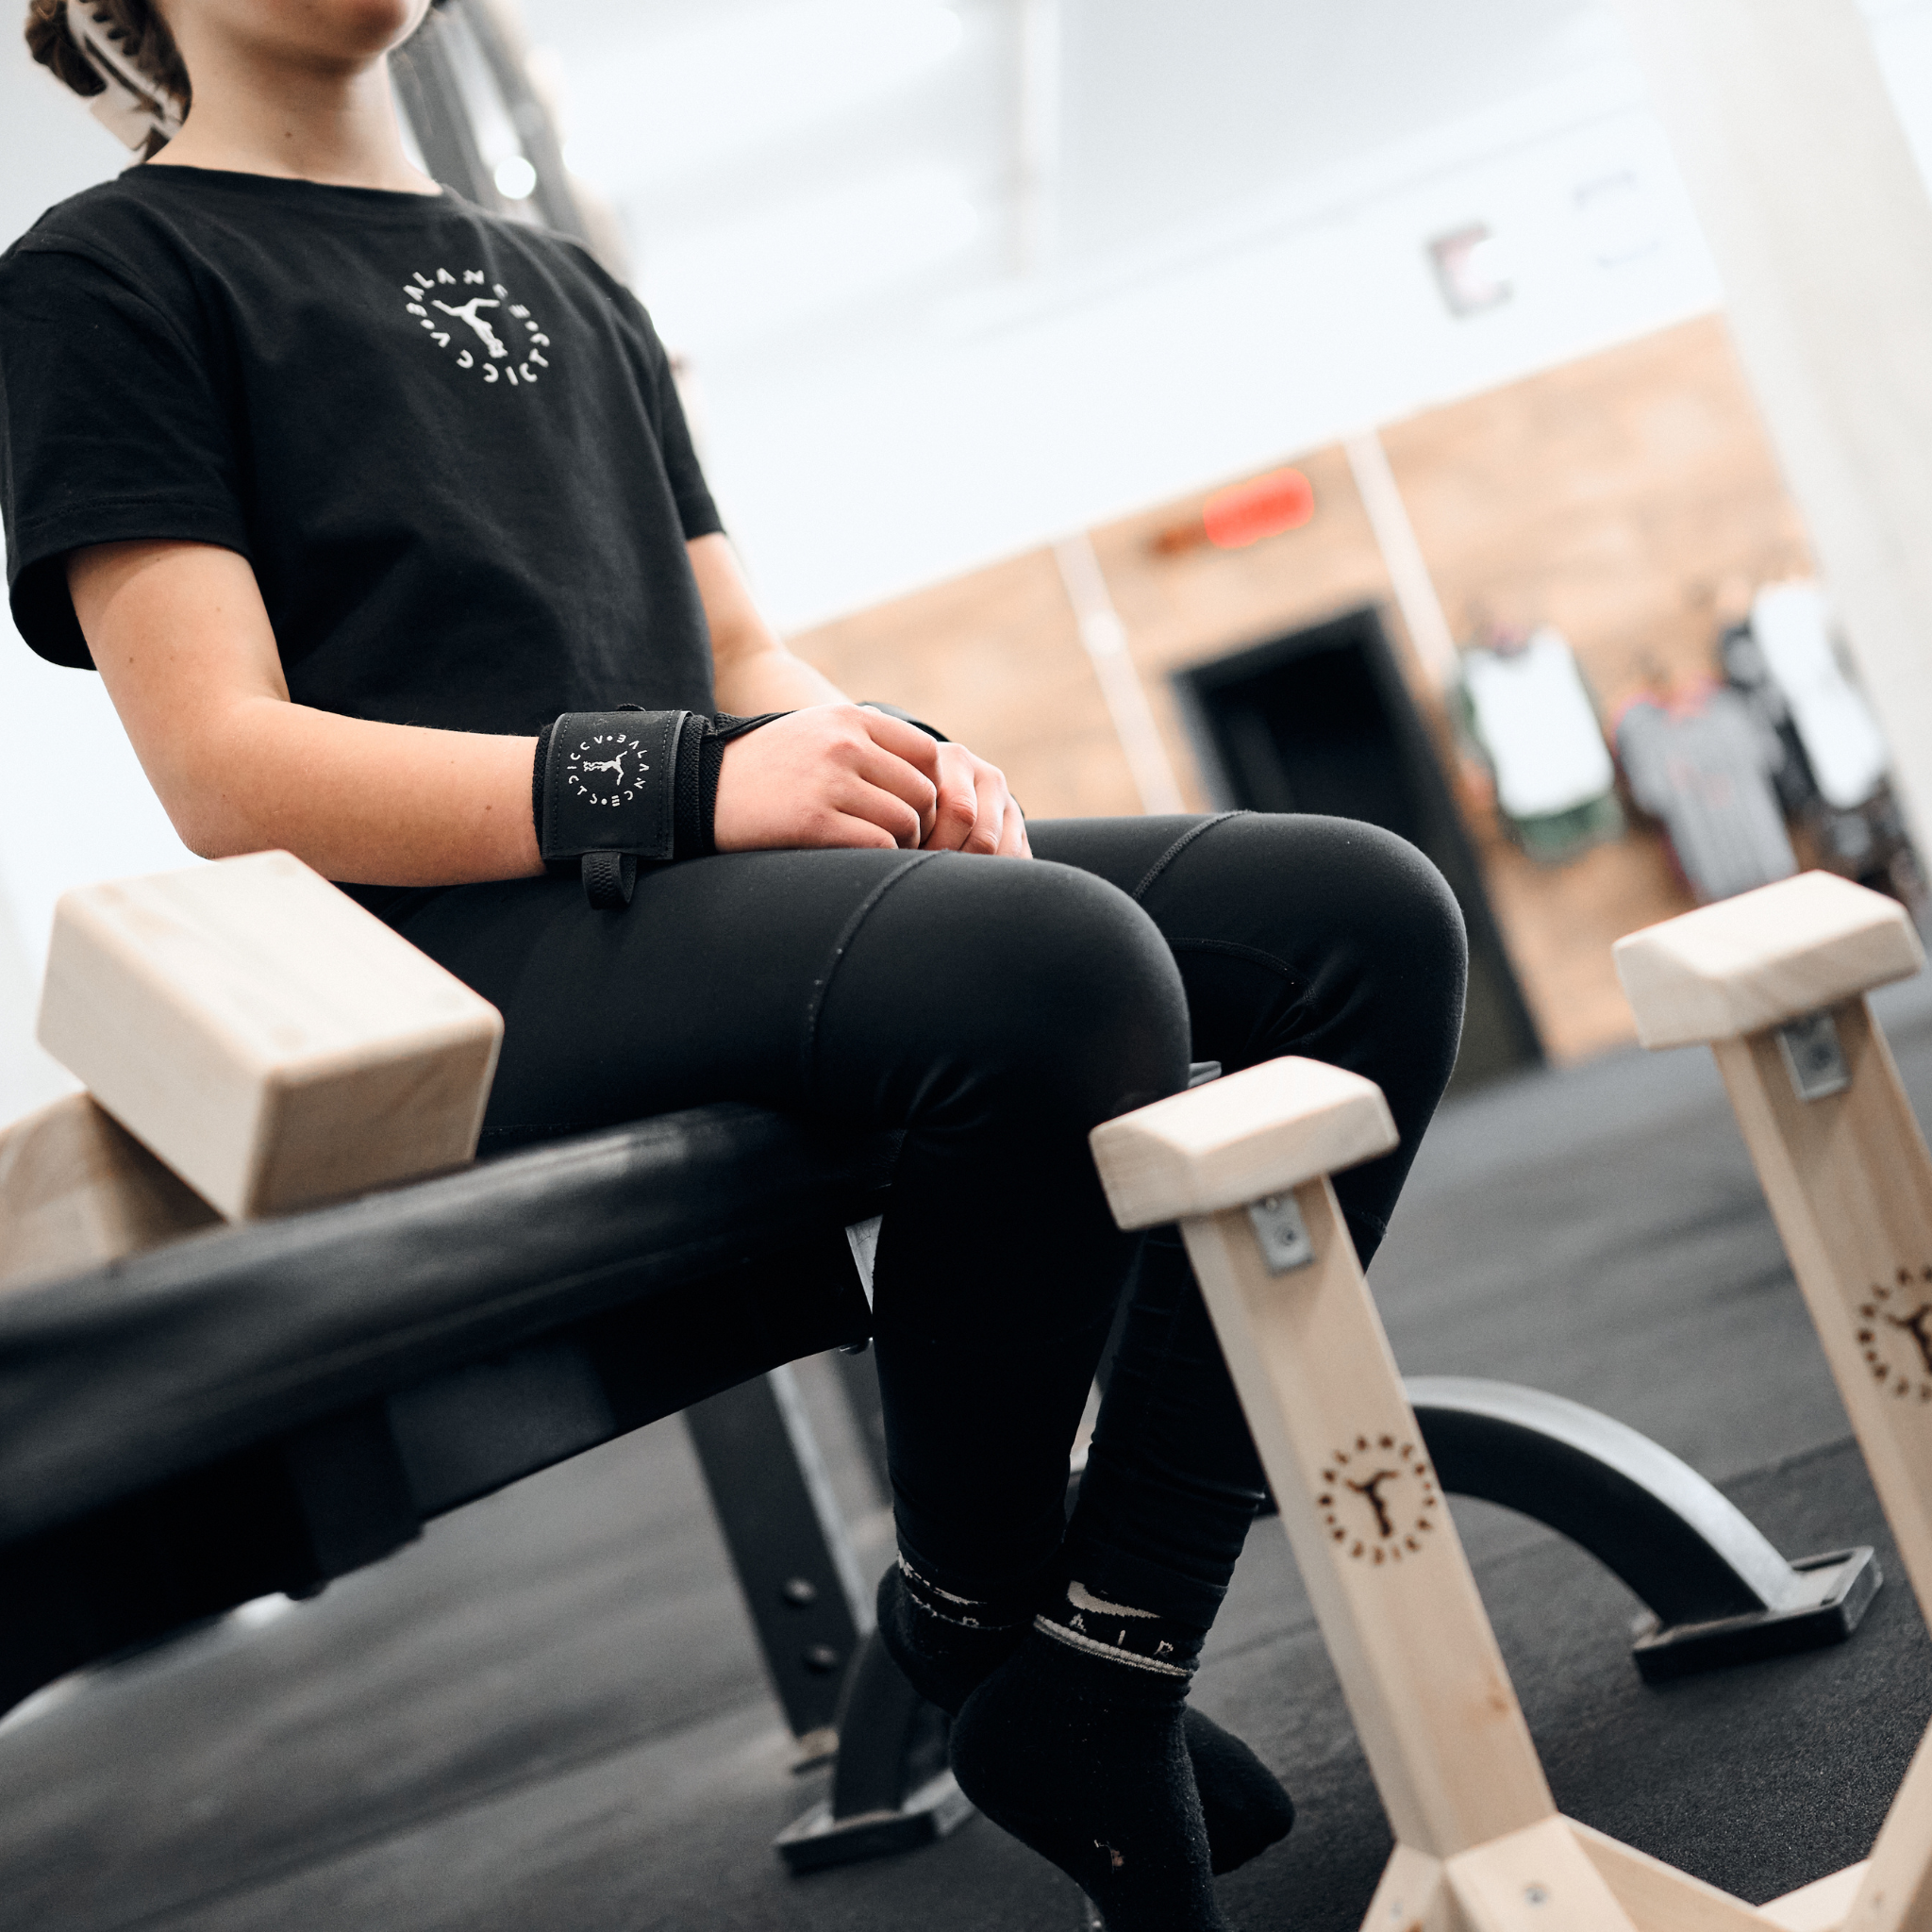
[166,789,265,863]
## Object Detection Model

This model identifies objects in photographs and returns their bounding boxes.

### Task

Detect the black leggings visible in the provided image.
[391,813,1467,1626]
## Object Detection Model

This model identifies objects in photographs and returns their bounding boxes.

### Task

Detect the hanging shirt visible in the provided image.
[0,164,724,742]
[1616,687,1797,904]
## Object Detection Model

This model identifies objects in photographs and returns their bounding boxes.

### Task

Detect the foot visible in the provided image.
[950,1630,1232,1932]
[877,1563,1292,1874]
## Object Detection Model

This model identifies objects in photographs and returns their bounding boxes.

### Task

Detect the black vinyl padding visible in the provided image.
[0,1105,895,1552]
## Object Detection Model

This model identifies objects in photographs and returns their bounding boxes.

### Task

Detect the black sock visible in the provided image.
[877,1557,1031,1716]
[950,1584,1233,1931]
[877,1561,1292,1875]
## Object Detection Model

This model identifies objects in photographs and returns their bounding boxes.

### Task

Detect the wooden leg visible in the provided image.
[1759,1863,1869,1932]
[1574,1823,1783,1931]
[1711,1000,1932,1603]
[1364,1841,1459,1932]
[1099,1056,1775,1930]
[1842,1719,1932,1930]
[1704,999,1932,1932]
[1177,1182,1678,1928]
[1178,1178,1554,1857]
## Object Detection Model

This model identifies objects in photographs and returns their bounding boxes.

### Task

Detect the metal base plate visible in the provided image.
[1631,1546,1882,1683]
[774,1771,974,1874]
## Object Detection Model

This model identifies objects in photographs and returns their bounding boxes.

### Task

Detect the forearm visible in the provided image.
[166,696,541,885]
[687,530,846,714]
[714,640,845,714]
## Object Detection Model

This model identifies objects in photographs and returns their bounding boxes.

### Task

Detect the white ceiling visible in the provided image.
[523,0,1623,349]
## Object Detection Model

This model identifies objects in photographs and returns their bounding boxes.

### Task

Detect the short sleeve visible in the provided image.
[0,242,251,669]
[649,337,724,542]
[562,243,724,543]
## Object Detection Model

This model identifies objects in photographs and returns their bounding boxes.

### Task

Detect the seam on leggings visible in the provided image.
[1128,810,1245,905]
[800,852,935,1102]
[1167,935,1300,986]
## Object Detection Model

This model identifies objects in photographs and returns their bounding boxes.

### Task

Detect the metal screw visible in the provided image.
[801,1643,843,1674]
[780,1576,818,1607]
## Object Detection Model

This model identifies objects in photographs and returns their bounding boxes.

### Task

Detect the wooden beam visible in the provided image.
[1612,871,1923,1052]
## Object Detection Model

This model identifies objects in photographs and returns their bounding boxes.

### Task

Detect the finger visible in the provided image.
[849,739,939,823]
[960,779,1003,854]
[857,708,943,782]
[958,758,1012,854]
[995,800,1028,858]
[822,814,900,851]
[925,745,984,851]
[829,772,926,849]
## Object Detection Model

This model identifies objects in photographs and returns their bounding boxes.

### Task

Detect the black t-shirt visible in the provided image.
[0,165,724,741]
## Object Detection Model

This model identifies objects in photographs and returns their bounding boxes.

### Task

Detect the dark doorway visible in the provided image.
[1172,606,1541,1093]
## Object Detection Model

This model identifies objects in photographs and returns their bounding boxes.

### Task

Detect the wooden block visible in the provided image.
[1614,873,1923,1050]
[0,1091,219,1292]
[1759,1863,1868,1932]
[1089,1056,1397,1230]
[37,853,503,1221]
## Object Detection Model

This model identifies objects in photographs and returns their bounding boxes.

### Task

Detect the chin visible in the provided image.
[240,0,433,62]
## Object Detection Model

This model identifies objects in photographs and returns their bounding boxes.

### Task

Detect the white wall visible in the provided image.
[0,62,192,1124]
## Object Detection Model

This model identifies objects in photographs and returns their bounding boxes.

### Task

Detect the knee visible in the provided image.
[847,856,1191,1132]
[1167,812,1467,1052]
[1323,821,1467,1004]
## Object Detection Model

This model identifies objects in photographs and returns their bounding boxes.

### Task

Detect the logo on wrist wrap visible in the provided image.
[567,731,649,808]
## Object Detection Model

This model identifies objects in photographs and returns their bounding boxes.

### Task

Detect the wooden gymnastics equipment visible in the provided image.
[3,852,502,1287]
[1617,871,1932,1932]
[1091,1055,1839,1931]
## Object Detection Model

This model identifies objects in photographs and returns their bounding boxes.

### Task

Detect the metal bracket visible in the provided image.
[1248,1191,1314,1273]
[1777,1008,1852,1102]
[775,1627,972,1873]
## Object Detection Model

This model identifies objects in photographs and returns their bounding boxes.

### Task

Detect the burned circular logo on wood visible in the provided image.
[1318,1435,1440,1563]
[1857,1267,1932,1403]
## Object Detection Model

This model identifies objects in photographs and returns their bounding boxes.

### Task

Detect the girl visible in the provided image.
[5,5,1467,1924]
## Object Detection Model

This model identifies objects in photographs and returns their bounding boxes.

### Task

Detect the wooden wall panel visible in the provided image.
[787,315,1810,1068]
[791,547,1141,821]
[1380,316,1812,716]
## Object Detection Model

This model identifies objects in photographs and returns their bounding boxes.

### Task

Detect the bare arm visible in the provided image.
[689,532,846,714]
[73,540,542,886]
[72,532,1024,882]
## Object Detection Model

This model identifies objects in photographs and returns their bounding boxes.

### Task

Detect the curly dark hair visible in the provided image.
[25,0,190,155]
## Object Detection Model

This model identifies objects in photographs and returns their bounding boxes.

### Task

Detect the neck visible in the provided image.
[147,39,437,194]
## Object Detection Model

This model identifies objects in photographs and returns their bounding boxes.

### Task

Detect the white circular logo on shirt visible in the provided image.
[402,267,551,386]
[567,731,648,807]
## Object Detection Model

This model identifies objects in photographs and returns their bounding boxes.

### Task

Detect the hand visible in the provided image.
[713,704,942,852]
[923,739,1031,858]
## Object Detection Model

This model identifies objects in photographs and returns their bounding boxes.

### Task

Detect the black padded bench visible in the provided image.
[0,1106,890,1716]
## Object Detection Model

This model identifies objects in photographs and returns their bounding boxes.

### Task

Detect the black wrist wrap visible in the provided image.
[861,700,950,743]
[534,708,787,908]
